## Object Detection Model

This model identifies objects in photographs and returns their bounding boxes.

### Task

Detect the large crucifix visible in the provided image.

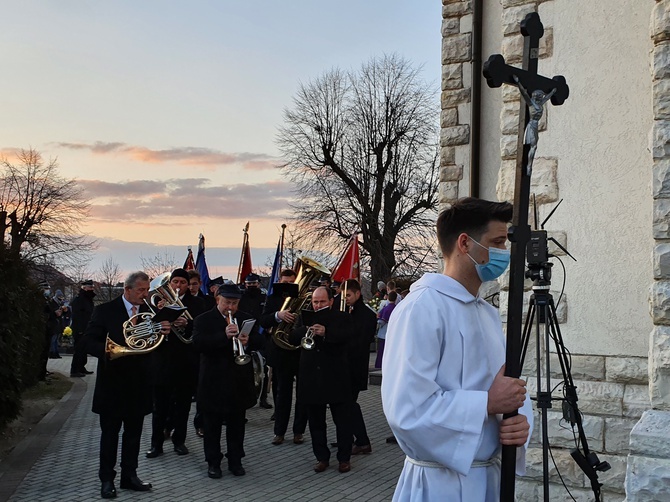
[482,12,569,502]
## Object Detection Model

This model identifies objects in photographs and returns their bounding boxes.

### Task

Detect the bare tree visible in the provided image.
[97,256,122,302]
[0,148,95,267]
[140,250,179,280]
[277,54,440,290]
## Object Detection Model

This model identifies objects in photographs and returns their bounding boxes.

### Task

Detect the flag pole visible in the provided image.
[279,224,287,270]
[236,222,249,284]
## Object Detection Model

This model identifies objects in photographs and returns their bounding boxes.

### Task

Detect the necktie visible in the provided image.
[131,305,138,325]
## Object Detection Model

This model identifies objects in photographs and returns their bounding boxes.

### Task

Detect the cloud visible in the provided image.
[57,141,278,171]
[79,178,292,221]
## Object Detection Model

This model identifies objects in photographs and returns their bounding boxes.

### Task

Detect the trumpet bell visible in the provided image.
[300,337,315,350]
[235,354,252,365]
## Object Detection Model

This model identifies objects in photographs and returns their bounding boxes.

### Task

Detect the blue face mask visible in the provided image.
[467,236,510,282]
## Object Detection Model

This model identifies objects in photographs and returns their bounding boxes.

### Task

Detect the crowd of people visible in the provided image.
[68,264,399,499]
[41,196,533,501]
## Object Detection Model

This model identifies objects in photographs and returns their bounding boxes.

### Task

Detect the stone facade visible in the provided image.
[439,0,668,500]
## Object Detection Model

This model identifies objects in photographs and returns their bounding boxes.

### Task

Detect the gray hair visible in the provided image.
[124,271,149,289]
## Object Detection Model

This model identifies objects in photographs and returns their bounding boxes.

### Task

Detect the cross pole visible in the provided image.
[482,12,569,502]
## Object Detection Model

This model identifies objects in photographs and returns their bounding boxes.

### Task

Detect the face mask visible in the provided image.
[44,289,51,297]
[467,236,510,282]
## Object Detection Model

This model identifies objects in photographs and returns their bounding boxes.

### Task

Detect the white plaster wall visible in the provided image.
[480,0,655,356]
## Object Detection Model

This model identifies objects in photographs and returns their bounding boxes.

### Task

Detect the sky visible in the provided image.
[0,1,442,278]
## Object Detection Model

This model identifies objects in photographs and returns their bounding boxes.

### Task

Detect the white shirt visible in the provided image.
[121,295,138,319]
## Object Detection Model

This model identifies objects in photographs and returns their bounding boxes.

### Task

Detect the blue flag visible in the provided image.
[195,234,210,295]
[266,238,282,296]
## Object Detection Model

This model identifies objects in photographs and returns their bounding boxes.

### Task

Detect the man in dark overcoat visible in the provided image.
[84,271,171,499]
[69,279,96,377]
[259,268,308,445]
[343,279,378,455]
[146,268,206,458]
[192,283,264,479]
[289,286,354,474]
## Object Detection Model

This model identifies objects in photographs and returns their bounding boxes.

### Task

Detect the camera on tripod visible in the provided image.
[525,230,552,283]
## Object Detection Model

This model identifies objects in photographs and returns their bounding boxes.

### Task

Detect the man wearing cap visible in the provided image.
[70,280,96,377]
[146,268,206,459]
[204,276,224,310]
[332,281,343,312]
[192,283,264,479]
[84,271,172,499]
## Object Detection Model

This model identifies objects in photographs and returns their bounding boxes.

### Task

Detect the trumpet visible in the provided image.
[301,327,315,350]
[228,310,251,365]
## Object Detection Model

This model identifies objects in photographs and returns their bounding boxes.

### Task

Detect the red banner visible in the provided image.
[331,234,360,282]
[237,222,253,284]
[183,248,195,271]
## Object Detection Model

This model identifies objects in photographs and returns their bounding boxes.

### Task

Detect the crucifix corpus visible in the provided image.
[482,11,569,502]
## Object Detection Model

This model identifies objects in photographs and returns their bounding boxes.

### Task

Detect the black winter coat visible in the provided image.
[289,307,354,405]
[192,307,264,414]
[70,290,95,335]
[347,297,378,392]
[84,296,153,417]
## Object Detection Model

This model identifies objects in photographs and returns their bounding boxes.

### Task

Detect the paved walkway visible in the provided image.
[0,355,403,501]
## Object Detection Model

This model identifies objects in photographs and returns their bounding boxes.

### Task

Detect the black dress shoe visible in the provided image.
[208,464,222,479]
[259,400,273,409]
[228,465,246,476]
[174,444,189,455]
[83,368,94,374]
[145,446,163,458]
[120,475,152,491]
[100,480,116,499]
[70,372,86,378]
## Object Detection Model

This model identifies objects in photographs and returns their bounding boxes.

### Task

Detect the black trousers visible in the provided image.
[98,413,144,482]
[151,384,191,447]
[351,390,370,446]
[70,332,88,374]
[307,402,352,463]
[274,351,307,437]
[202,408,246,468]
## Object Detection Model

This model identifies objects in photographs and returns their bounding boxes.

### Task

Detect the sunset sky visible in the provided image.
[0,1,441,277]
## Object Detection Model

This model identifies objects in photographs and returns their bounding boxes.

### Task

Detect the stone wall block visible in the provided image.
[653,159,670,198]
[442,63,463,90]
[502,28,553,64]
[654,79,670,120]
[549,354,605,381]
[629,410,670,457]
[502,4,537,36]
[440,146,456,166]
[441,124,471,147]
[502,0,539,9]
[653,42,670,81]
[530,157,559,204]
[496,159,516,202]
[502,84,520,102]
[442,33,472,63]
[501,101,521,135]
[606,356,648,385]
[441,108,459,128]
[547,231,567,256]
[652,1,670,44]
[442,1,473,18]
[440,165,463,182]
[524,447,586,486]
[649,325,670,409]
[604,417,639,454]
[623,384,651,418]
[439,181,460,205]
[596,454,628,494]
[650,281,670,324]
[441,17,460,37]
[500,134,518,159]
[527,379,624,417]
[651,119,670,160]
[441,88,471,108]
[543,412,604,450]
[626,454,670,502]
[514,480,539,502]
[652,198,670,238]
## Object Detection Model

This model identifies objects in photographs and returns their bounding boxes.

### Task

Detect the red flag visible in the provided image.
[237,222,253,284]
[183,247,195,271]
[331,234,360,282]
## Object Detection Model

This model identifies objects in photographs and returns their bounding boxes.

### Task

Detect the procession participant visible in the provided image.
[146,268,205,459]
[343,279,377,455]
[188,270,208,300]
[259,268,308,445]
[331,281,343,312]
[188,269,207,437]
[84,271,171,499]
[289,286,354,474]
[381,197,532,501]
[70,279,96,377]
[203,276,224,309]
[192,283,263,479]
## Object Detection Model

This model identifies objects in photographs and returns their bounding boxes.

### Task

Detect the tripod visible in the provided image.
[519,259,609,501]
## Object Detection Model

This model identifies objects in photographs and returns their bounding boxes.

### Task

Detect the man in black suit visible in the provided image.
[343,279,378,455]
[84,271,171,499]
[146,268,206,459]
[70,279,96,377]
[259,269,308,445]
[192,283,264,479]
[289,286,354,474]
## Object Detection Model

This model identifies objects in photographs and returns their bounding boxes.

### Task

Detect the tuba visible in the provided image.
[272,256,330,351]
[105,311,166,360]
[148,272,194,344]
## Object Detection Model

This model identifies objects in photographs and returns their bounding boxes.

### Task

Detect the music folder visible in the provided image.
[271,282,299,298]
[152,305,187,323]
[300,307,329,327]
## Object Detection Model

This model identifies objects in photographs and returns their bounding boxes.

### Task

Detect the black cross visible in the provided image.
[481,12,569,502]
